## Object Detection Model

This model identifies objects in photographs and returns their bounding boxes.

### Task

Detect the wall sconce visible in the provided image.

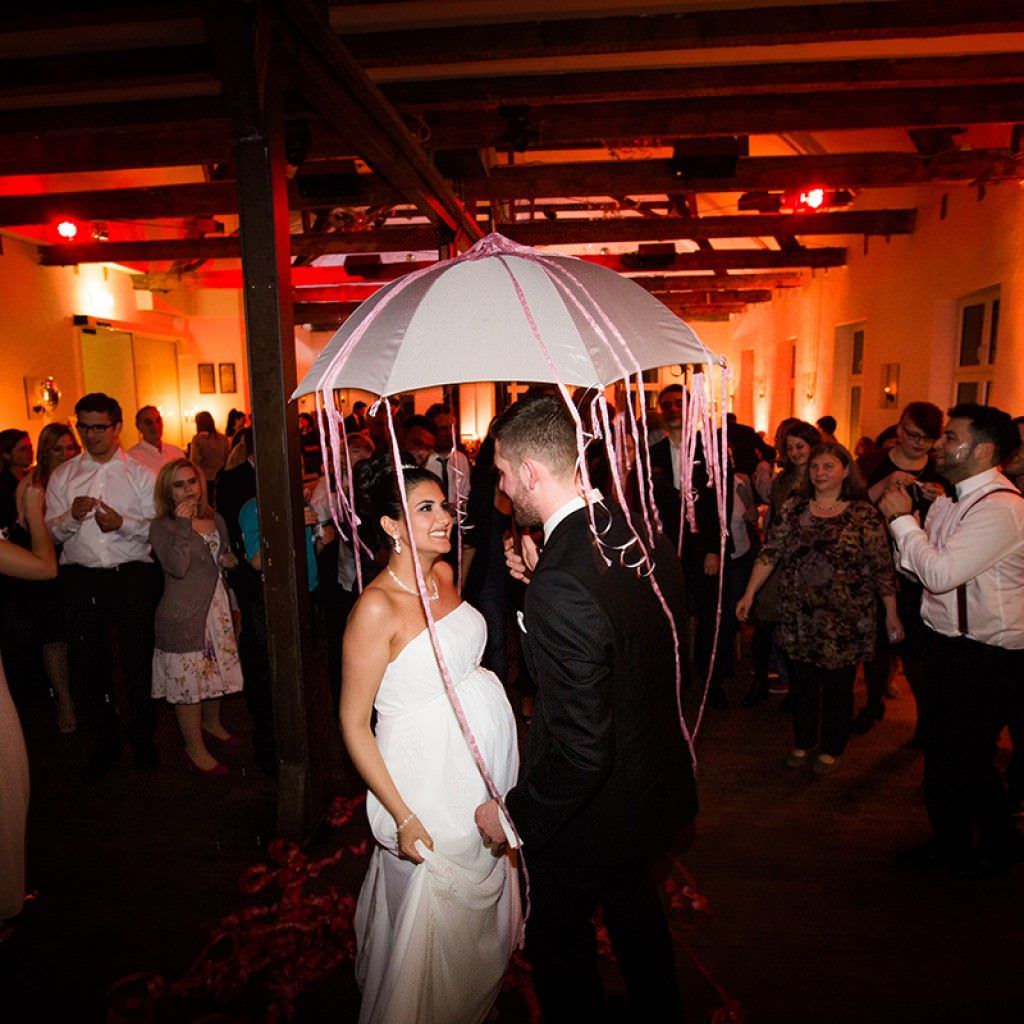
[754,375,767,399]
[881,362,900,408]
[802,372,816,401]
[24,376,62,419]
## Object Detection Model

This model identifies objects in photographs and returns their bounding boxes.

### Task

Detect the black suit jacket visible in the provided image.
[505,505,697,866]
[649,435,733,562]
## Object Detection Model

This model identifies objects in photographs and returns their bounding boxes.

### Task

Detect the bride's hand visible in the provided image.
[397,817,433,863]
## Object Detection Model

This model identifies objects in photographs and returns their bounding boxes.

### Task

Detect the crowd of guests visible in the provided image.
[2,382,1023,948]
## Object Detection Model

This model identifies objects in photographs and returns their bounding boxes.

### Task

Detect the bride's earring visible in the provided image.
[391,533,402,555]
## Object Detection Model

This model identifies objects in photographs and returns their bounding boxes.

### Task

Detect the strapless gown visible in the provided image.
[0,656,29,921]
[354,601,521,1024]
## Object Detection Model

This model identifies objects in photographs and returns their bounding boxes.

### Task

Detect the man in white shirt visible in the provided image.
[880,403,1024,877]
[426,409,471,512]
[126,405,185,474]
[46,393,160,778]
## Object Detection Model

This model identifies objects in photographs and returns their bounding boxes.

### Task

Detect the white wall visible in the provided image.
[709,182,1024,444]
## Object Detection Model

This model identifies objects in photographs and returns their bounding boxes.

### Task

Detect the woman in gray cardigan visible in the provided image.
[150,459,243,776]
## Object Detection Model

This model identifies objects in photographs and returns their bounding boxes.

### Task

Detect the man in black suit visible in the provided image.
[650,385,733,703]
[475,395,697,1020]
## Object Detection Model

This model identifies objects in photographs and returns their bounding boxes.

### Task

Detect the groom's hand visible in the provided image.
[474,799,508,855]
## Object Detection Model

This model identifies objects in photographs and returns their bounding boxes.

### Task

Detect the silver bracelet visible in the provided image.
[396,812,417,833]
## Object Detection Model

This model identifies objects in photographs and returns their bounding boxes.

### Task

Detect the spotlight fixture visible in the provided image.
[56,219,79,240]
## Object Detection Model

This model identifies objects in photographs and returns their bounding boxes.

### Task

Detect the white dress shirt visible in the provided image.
[46,449,157,566]
[425,449,471,509]
[543,495,587,544]
[890,467,1024,649]
[126,439,185,475]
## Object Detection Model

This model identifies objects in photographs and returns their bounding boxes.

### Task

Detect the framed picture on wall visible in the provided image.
[198,363,216,394]
[219,362,237,394]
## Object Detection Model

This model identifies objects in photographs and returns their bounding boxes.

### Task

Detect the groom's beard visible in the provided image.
[510,494,541,529]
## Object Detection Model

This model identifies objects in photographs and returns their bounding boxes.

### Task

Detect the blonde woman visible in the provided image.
[150,459,243,776]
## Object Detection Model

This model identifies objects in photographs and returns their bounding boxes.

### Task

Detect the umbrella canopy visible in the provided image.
[293,233,720,397]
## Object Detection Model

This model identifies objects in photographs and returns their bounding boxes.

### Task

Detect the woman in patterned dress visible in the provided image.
[737,443,902,774]
[150,459,243,776]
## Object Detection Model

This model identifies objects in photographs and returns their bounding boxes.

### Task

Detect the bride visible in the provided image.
[340,455,521,1024]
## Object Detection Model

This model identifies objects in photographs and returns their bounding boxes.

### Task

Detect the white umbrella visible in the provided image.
[293,232,720,397]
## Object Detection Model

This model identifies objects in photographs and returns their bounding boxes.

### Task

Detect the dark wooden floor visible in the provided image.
[3,654,1022,1023]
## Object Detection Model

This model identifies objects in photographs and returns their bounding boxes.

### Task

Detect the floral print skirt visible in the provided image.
[152,581,244,704]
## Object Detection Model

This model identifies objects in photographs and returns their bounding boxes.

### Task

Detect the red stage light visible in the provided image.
[798,187,826,210]
[56,219,79,240]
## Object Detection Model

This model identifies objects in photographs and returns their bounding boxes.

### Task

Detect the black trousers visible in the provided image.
[61,561,158,755]
[922,628,1024,855]
[860,582,931,728]
[789,660,857,756]
[525,854,683,1022]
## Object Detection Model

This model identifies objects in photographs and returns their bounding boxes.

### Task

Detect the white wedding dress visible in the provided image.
[0,656,29,922]
[354,601,521,1024]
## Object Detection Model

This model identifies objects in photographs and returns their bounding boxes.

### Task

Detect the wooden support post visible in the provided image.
[212,1,335,839]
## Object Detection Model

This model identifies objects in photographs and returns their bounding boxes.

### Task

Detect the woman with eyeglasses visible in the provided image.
[853,402,951,741]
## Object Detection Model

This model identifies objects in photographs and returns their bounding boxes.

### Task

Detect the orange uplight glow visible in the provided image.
[56,219,79,240]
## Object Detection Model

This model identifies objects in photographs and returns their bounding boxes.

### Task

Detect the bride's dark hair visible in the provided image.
[356,451,442,545]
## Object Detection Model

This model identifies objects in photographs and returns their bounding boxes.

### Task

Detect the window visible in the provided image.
[832,322,865,445]
[954,286,999,405]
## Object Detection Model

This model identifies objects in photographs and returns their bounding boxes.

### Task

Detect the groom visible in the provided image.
[475,395,697,1019]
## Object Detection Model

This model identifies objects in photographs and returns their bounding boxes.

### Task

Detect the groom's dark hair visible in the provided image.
[492,394,578,478]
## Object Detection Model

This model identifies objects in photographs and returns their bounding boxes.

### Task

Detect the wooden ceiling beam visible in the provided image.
[3,166,913,240]
[0,96,223,135]
[631,273,803,291]
[4,149,1011,225]
[643,287,774,305]
[343,3,1024,69]
[40,231,846,271]
[38,225,443,266]
[385,54,1024,111]
[423,86,1024,150]
[581,249,845,272]
[0,175,402,226]
[0,124,232,177]
[664,302,749,317]
[0,46,215,97]
[469,150,1022,201]
[293,296,758,327]
[506,210,915,246]
[294,300,363,323]
[276,0,480,244]
[40,209,886,262]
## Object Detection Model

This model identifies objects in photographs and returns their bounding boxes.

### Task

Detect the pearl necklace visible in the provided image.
[387,566,440,601]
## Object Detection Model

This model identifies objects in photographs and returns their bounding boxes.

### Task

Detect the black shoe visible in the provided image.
[851,708,883,736]
[133,744,160,771]
[82,742,122,781]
